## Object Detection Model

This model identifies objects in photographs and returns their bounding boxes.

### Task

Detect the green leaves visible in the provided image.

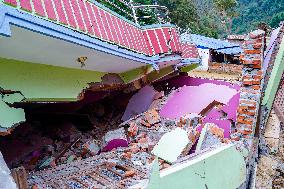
[213,0,237,12]
[270,12,284,28]
[232,0,284,34]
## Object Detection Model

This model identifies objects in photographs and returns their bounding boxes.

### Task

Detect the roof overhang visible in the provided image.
[0,5,162,73]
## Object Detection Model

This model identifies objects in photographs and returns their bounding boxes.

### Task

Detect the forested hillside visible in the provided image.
[232,0,284,34]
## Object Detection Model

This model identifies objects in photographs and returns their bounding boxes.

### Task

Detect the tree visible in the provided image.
[232,0,284,34]
[270,12,284,28]
[158,0,198,30]
[157,0,221,38]
[213,0,238,35]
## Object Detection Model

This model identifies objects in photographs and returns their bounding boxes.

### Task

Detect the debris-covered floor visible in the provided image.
[255,110,284,189]
[0,75,250,188]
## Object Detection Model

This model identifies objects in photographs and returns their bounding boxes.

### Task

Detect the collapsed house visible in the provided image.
[181,33,244,74]
[0,0,284,188]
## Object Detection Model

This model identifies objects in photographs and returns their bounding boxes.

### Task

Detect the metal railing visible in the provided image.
[3,0,181,56]
[96,0,170,25]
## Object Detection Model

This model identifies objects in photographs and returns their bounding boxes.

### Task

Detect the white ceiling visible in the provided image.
[0,25,146,73]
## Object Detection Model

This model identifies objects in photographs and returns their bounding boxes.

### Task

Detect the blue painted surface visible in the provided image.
[141,23,176,29]
[181,33,243,55]
[180,58,201,65]
[215,47,243,55]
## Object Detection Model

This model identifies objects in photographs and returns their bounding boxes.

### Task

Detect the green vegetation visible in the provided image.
[96,0,134,21]
[232,0,284,34]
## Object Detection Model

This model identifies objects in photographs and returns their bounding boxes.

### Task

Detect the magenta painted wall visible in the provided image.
[160,76,241,138]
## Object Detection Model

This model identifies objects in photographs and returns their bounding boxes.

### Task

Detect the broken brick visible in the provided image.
[128,122,139,137]
[253,43,263,49]
[244,49,262,54]
[252,59,261,65]
[125,170,135,177]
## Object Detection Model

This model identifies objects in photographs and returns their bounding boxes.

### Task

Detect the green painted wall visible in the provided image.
[147,66,175,82]
[180,63,199,73]
[0,57,105,101]
[0,100,25,129]
[119,65,153,83]
[120,63,199,84]
[0,57,106,130]
[262,37,284,111]
[147,145,246,189]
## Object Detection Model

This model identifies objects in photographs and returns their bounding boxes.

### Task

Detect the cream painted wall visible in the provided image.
[196,48,210,71]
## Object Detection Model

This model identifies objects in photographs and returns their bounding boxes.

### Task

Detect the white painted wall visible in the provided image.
[196,48,210,71]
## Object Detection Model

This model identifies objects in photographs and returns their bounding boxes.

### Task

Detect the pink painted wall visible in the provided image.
[159,76,241,138]
[160,83,238,119]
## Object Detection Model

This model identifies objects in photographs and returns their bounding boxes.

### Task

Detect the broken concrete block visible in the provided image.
[122,86,158,121]
[82,140,100,156]
[101,128,128,152]
[128,122,139,137]
[143,109,160,126]
[128,179,149,189]
[152,128,189,163]
[196,123,224,152]
[177,113,201,129]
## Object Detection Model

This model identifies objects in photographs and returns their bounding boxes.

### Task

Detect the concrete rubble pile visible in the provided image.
[22,84,249,189]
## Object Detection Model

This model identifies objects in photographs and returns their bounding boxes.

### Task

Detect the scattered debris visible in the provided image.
[256,110,284,189]
[82,139,100,156]
[101,128,128,152]
[0,77,249,188]
[196,123,224,152]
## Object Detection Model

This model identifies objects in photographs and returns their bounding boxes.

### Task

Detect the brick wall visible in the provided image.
[208,62,243,75]
[234,30,265,138]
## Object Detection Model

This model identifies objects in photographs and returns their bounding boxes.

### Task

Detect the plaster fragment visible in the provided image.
[152,128,189,163]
